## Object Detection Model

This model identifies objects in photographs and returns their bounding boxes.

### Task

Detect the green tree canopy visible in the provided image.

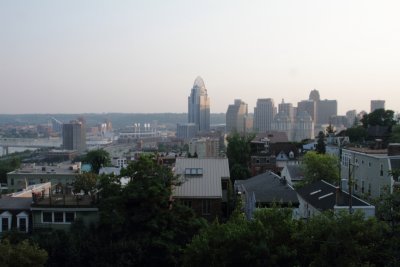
[315,131,326,154]
[0,239,48,267]
[301,151,339,185]
[389,124,400,143]
[73,172,98,195]
[346,126,367,143]
[83,149,111,174]
[226,132,255,180]
[361,108,396,128]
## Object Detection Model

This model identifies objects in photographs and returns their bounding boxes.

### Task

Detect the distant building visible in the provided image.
[188,76,210,132]
[346,110,357,126]
[50,117,63,134]
[226,99,248,133]
[176,123,197,139]
[297,100,316,123]
[371,100,385,112]
[293,111,314,142]
[317,99,337,125]
[62,120,86,152]
[188,138,219,158]
[272,112,293,141]
[278,99,295,122]
[7,163,81,192]
[254,98,276,133]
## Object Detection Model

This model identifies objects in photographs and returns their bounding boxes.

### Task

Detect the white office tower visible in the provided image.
[294,111,314,142]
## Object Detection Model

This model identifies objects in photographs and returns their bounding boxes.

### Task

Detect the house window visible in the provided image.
[42,211,75,224]
[43,212,52,223]
[11,178,14,186]
[19,218,27,232]
[361,181,365,194]
[17,211,29,233]
[368,162,372,167]
[354,180,358,191]
[368,184,371,195]
[222,180,228,190]
[202,199,211,215]
[54,212,64,223]
[380,164,384,176]
[65,212,75,223]
[2,218,9,231]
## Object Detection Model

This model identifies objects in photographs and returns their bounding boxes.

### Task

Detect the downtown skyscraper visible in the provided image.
[253,98,276,133]
[188,76,210,132]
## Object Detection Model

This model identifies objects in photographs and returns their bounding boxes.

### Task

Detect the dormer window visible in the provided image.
[185,168,203,177]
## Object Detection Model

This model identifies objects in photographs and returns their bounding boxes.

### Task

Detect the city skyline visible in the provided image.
[1,1,399,115]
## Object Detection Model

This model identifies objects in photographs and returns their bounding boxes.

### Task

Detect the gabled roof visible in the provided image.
[173,158,230,199]
[255,131,289,143]
[269,143,299,158]
[235,172,299,204]
[296,180,373,211]
[286,165,304,180]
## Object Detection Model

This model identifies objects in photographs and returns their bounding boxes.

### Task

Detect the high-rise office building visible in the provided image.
[226,99,248,133]
[253,98,276,133]
[294,111,314,142]
[317,100,337,125]
[176,123,197,139]
[346,110,357,126]
[188,76,210,132]
[62,120,86,152]
[371,100,385,112]
[278,99,295,122]
[297,100,317,123]
[272,112,293,141]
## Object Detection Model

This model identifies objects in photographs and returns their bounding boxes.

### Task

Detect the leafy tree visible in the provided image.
[295,211,389,267]
[83,149,111,174]
[183,207,299,267]
[73,172,98,195]
[390,124,400,143]
[361,108,396,128]
[346,126,367,143]
[315,131,326,154]
[0,239,48,267]
[96,155,206,266]
[301,151,339,185]
[226,132,255,180]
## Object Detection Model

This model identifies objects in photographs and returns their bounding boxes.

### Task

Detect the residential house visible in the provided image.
[173,158,230,221]
[235,172,299,219]
[281,165,304,186]
[31,183,99,231]
[0,183,51,234]
[7,162,81,192]
[340,144,400,198]
[296,180,375,219]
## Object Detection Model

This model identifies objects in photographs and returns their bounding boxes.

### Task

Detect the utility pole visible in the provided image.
[348,158,356,214]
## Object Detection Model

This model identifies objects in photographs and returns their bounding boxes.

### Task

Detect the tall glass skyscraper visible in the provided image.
[188,76,210,132]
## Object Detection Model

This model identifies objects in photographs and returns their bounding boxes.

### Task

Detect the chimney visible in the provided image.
[388,143,400,156]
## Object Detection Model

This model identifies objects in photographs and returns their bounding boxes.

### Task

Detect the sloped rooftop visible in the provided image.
[173,158,230,199]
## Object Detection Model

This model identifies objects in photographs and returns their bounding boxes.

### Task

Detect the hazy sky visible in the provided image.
[1,0,399,115]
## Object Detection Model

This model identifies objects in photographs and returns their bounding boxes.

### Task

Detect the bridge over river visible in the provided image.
[0,137,62,155]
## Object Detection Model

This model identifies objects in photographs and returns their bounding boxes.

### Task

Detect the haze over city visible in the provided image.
[1,0,399,114]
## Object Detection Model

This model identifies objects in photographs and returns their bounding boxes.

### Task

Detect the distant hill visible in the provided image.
[0,113,226,130]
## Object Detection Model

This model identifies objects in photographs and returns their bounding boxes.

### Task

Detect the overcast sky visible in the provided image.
[1,0,399,115]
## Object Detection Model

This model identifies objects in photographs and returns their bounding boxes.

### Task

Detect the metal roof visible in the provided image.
[173,158,230,198]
